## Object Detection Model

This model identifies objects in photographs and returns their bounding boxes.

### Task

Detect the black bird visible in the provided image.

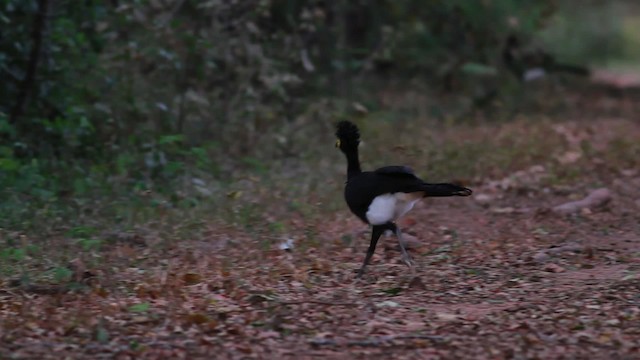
[503,34,590,82]
[335,121,472,277]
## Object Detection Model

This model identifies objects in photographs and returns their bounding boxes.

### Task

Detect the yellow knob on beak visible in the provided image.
[335,139,341,148]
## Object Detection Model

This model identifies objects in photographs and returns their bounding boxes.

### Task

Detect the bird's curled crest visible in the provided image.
[335,121,360,149]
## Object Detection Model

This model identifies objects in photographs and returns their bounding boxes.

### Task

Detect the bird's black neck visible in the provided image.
[343,147,362,179]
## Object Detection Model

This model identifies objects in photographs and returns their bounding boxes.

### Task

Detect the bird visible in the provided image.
[502,34,590,82]
[335,121,472,277]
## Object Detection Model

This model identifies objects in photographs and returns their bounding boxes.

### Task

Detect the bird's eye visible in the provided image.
[335,139,341,148]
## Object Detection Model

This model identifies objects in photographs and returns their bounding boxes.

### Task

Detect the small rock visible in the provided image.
[278,238,294,251]
[376,301,400,308]
[436,313,460,321]
[533,251,550,263]
[403,320,426,332]
[491,207,516,214]
[543,263,566,273]
[352,102,368,114]
[474,193,493,207]
[557,150,582,164]
[605,319,621,326]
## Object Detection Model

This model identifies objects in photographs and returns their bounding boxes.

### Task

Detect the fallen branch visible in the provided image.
[552,188,611,215]
[10,283,70,295]
[7,273,94,295]
[219,300,359,315]
[280,300,359,307]
[309,334,446,347]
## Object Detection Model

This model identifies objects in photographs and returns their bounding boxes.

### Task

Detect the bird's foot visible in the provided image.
[401,253,414,268]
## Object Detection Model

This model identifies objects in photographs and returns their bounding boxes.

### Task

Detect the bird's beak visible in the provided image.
[335,139,341,148]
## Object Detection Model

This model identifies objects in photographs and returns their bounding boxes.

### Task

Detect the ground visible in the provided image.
[2,85,640,359]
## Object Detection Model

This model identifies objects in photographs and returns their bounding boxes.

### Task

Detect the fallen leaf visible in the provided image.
[182,273,202,285]
[185,313,209,325]
[381,287,403,296]
[376,301,400,308]
[408,276,426,290]
[436,313,460,321]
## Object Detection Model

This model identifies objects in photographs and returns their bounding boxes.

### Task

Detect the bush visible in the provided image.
[0,0,592,234]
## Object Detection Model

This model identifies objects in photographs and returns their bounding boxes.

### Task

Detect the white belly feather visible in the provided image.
[366,192,424,225]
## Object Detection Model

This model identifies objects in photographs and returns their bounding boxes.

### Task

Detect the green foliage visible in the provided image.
[128,303,151,313]
[67,226,103,252]
[0,0,557,160]
[538,2,625,65]
[0,0,106,156]
[52,266,73,283]
[0,0,633,240]
[95,326,109,344]
[1,247,26,262]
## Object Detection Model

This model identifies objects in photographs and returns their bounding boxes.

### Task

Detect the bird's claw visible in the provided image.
[401,254,414,268]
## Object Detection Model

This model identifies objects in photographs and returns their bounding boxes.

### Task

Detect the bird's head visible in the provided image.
[335,120,360,153]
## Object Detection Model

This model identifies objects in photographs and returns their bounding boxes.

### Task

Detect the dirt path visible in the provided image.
[2,113,640,359]
[5,168,640,359]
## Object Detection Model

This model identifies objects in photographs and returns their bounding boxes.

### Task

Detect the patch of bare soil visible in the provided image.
[2,108,640,359]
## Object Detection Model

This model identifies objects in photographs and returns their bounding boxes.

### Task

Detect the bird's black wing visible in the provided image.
[373,167,472,196]
[374,166,417,178]
[373,166,426,194]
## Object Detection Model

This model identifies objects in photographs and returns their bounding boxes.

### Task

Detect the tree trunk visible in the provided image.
[9,0,52,125]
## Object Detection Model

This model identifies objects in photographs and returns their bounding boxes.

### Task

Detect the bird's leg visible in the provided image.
[357,225,385,278]
[390,223,414,268]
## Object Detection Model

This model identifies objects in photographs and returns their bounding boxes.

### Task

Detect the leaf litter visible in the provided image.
[2,113,640,359]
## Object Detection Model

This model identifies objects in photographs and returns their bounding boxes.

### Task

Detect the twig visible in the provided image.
[309,334,447,347]
[280,300,359,307]
[11,284,71,295]
[219,300,359,315]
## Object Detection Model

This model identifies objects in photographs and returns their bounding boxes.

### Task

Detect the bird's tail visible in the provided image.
[422,183,472,197]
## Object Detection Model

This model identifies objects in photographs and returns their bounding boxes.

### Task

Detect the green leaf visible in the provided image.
[0,158,19,172]
[0,248,26,261]
[158,134,184,145]
[67,226,97,238]
[53,267,73,283]
[128,303,151,313]
[381,287,403,296]
[96,326,109,343]
[76,238,103,251]
[461,62,498,76]
[73,178,88,195]
[129,340,140,350]
[0,117,16,136]
[241,157,268,174]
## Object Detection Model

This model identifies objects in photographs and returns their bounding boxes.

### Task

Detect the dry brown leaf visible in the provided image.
[182,273,202,285]
[185,313,209,325]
